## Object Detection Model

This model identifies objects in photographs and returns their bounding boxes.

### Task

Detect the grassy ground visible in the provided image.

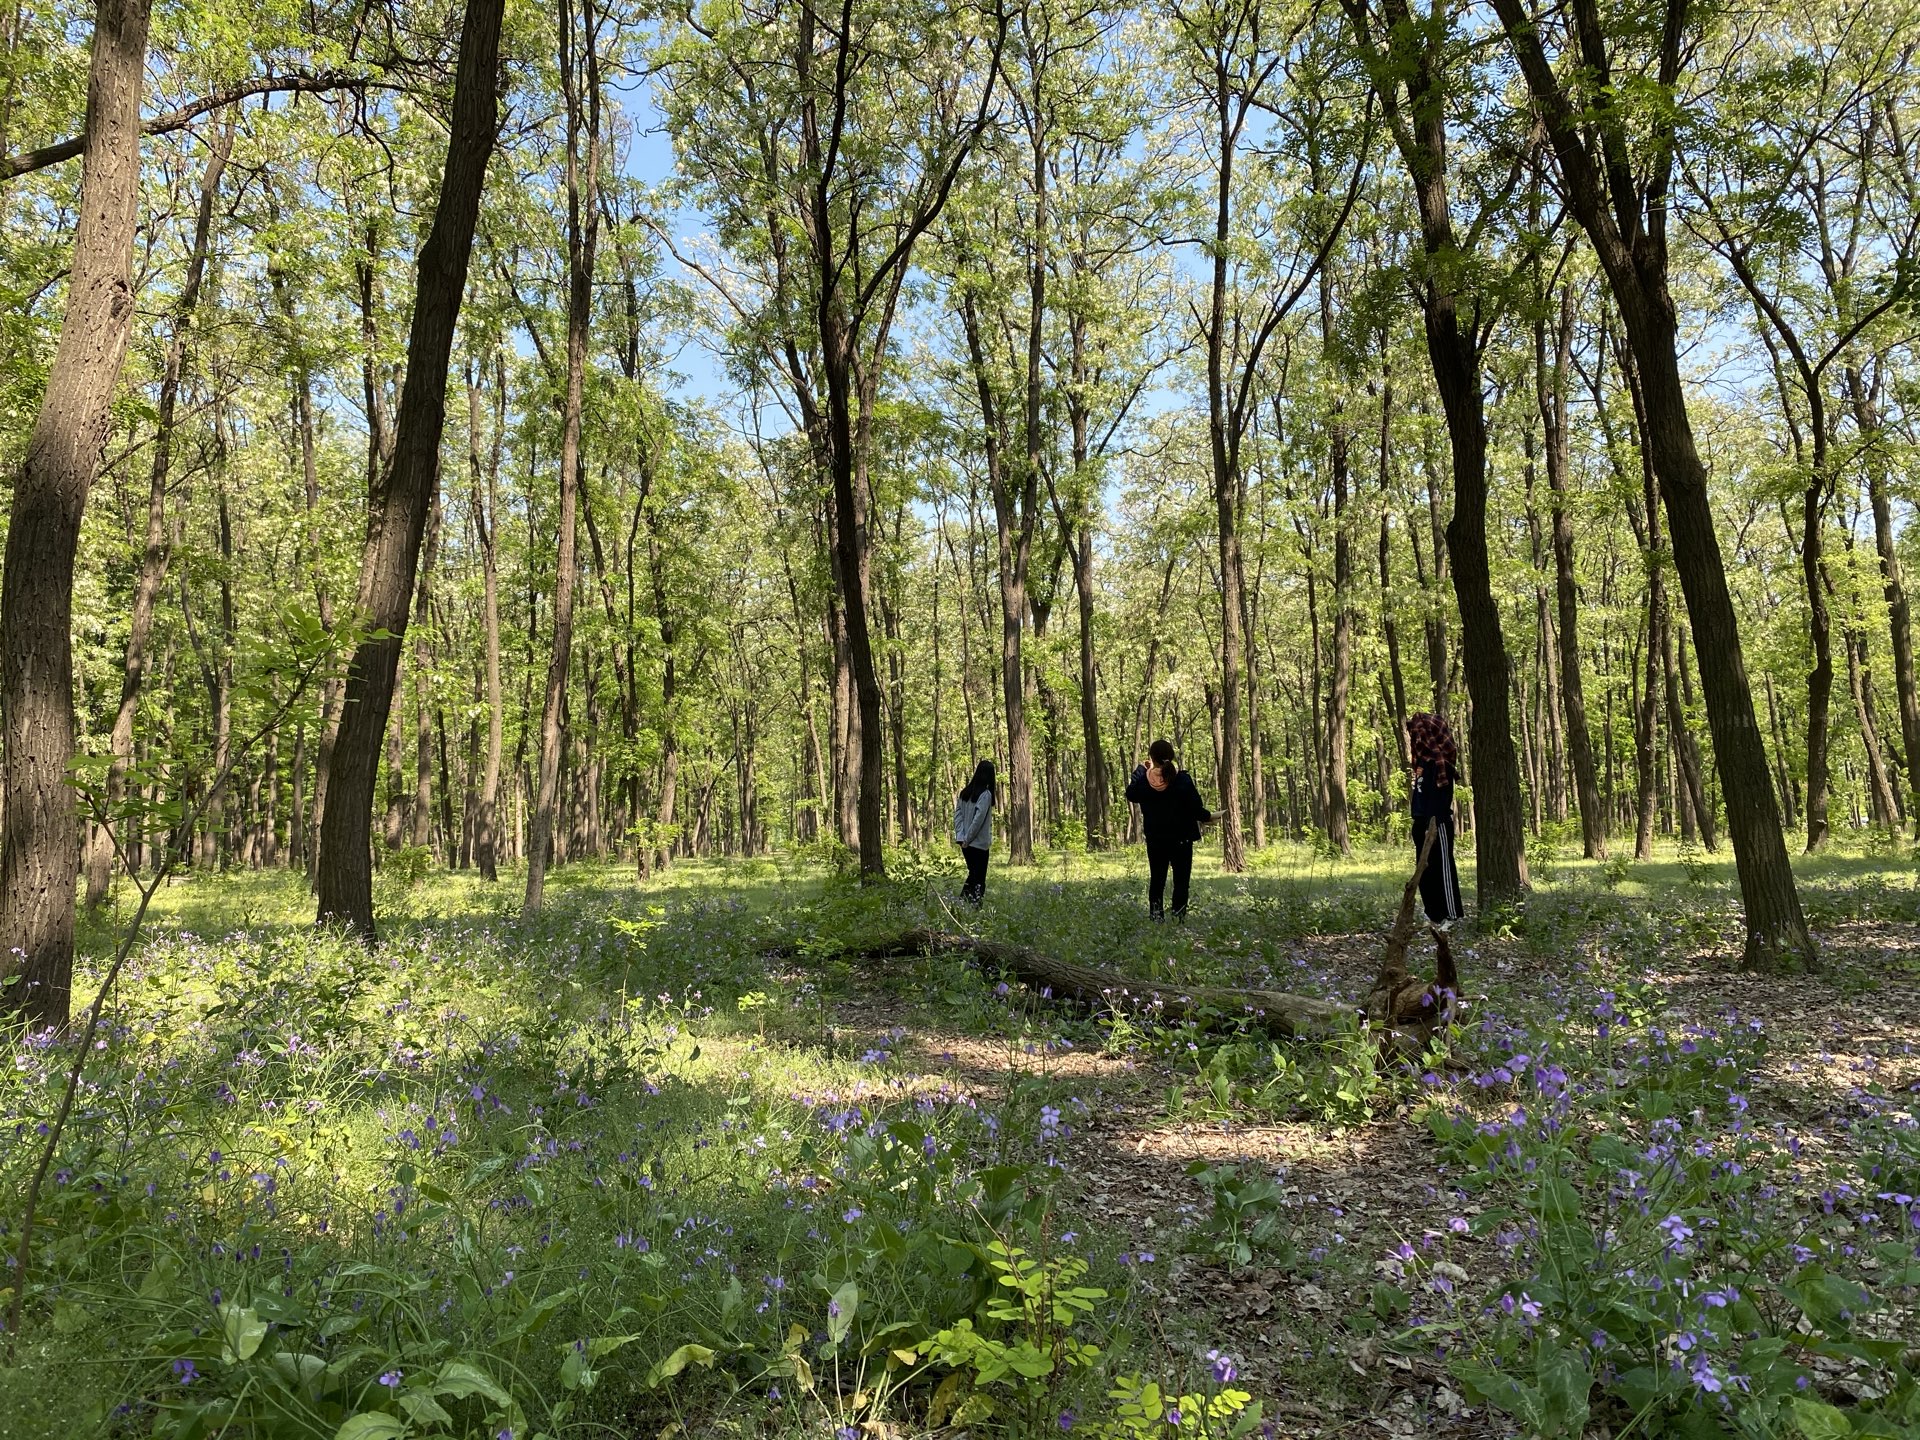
[4,837,1919,1440]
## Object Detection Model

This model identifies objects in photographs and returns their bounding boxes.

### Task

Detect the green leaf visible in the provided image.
[269,1352,327,1390]
[1791,1399,1852,1440]
[1536,1344,1593,1437]
[434,1360,511,1405]
[221,1303,268,1363]
[827,1279,859,1345]
[333,1416,406,1440]
[647,1343,716,1387]
[397,1393,454,1427]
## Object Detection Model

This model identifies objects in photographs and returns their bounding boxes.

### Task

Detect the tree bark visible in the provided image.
[1346,0,1529,903]
[958,291,1036,864]
[314,0,505,938]
[1203,91,1249,873]
[1321,275,1354,856]
[0,0,153,1027]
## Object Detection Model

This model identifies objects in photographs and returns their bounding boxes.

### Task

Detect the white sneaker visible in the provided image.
[1433,919,1453,934]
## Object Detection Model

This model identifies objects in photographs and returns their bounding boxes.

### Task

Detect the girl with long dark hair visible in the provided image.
[951,759,996,905]
[1407,711,1464,929]
[1124,739,1213,919]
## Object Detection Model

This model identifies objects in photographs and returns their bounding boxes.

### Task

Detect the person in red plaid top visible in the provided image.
[1407,712,1464,930]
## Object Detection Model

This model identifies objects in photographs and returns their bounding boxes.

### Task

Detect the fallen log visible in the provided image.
[838,927,1351,1037]
[810,838,1461,1049]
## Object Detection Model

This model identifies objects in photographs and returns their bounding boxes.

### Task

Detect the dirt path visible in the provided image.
[820,918,1920,1437]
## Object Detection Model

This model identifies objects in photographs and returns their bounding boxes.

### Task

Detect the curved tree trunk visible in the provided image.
[315,0,505,938]
[0,0,153,1028]
[1490,0,1812,970]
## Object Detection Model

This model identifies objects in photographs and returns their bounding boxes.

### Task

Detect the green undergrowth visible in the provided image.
[4,840,1917,1439]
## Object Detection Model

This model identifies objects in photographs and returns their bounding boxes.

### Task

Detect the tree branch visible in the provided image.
[2,71,394,181]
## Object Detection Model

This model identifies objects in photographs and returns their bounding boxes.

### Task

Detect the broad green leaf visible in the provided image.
[1791,1399,1851,1440]
[647,1343,716,1387]
[434,1360,511,1404]
[222,1303,268,1363]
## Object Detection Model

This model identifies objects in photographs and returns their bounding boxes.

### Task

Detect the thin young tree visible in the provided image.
[526,0,606,914]
[1167,0,1367,870]
[1339,0,1531,902]
[85,117,235,907]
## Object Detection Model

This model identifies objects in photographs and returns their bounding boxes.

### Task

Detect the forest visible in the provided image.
[2,0,1919,1432]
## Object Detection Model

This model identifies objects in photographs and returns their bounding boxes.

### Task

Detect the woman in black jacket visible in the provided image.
[1125,738,1213,919]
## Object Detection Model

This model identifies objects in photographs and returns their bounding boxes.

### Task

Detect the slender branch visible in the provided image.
[2,71,395,181]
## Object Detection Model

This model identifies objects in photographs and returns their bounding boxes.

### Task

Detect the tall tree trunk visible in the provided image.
[525,0,601,914]
[314,0,504,938]
[469,359,504,880]
[828,589,857,847]
[1799,474,1835,850]
[0,0,152,1026]
[1537,290,1605,856]
[1846,624,1899,828]
[1326,408,1355,856]
[1847,367,1920,833]
[383,701,408,849]
[1417,437,1450,713]
[210,480,235,866]
[1205,189,1249,872]
[1375,375,1410,771]
[958,292,1036,866]
[1491,0,1812,968]
[411,490,442,851]
[289,722,306,870]
[1349,0,1529,902]
[1321,273,1354,856]
[1635,599,1661,859]
[85,117,231,907]
[1014,110,1049,864]
[1058,377,1110,846]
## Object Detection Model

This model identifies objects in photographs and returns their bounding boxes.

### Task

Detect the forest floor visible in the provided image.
[3,837,1918,1440]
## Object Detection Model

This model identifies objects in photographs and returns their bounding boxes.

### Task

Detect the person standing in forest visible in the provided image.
[952,760,996,905]
[1126,739,1214,920]
[1408,711,1465,930]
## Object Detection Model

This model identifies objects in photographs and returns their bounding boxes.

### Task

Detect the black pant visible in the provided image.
[960,845,989,904]
[1413,814,1463,923]
[1146,837,1193,917]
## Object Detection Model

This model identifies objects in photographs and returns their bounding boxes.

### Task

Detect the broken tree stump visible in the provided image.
[1361,825,1460,1054]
